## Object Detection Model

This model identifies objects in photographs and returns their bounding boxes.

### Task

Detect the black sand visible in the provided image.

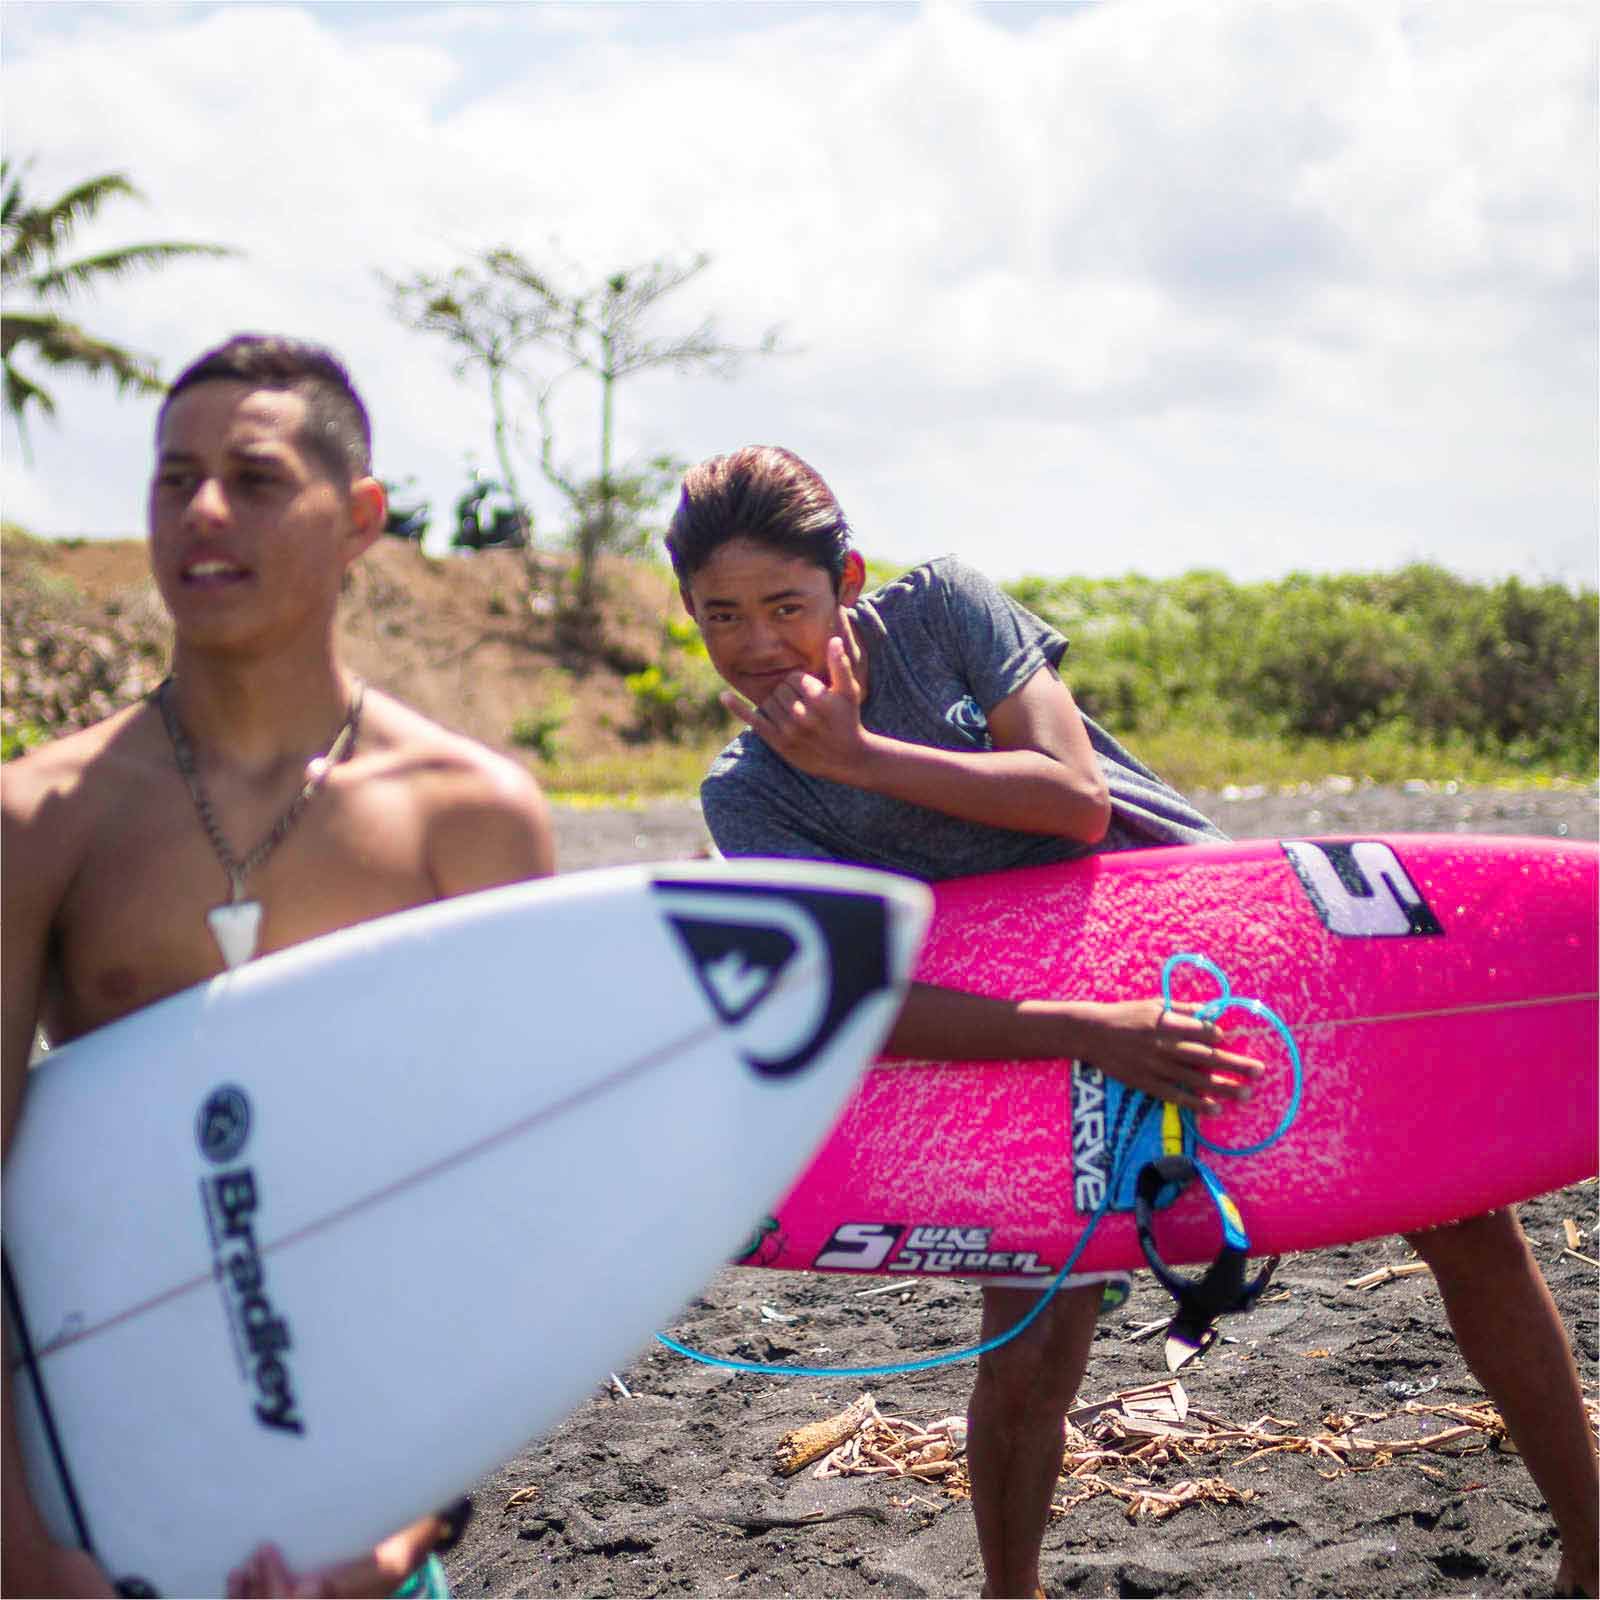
[444,785,1598,1599]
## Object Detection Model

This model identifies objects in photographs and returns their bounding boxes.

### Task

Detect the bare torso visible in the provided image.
[11,687,551,1047]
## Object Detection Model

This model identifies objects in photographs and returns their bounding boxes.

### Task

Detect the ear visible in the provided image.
[678,583,698,622]
[343,475,386,563]
[838,549,866,607]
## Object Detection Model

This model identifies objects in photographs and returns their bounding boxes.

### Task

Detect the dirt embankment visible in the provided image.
[0,534,677,766]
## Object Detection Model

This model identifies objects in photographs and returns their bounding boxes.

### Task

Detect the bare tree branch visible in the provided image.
[385,243,782,609]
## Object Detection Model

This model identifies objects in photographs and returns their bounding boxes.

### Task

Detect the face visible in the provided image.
[681,537,864,706]
[147,382,381,653]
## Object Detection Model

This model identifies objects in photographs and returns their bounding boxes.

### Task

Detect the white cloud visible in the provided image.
[2,0,1593,586]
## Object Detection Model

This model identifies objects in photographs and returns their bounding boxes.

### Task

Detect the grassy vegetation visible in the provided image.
[6,530,1593,803]
[541,726,1589,806]
[544,559,1596,805]
[1012,564,1597,775]
[544,738,729,806]
[1121,726,1588,795]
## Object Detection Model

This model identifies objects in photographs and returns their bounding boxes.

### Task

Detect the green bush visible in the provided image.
[508,700,569,763]
[1243,587,1424,739]
[1006,564,1597,774]
[1,721,50,762]
[623,663,727,743]
[623,612,730,743]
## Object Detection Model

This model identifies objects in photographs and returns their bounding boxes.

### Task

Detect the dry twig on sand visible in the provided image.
[774,1393,879,1476]
[794,1393,967,1485]
[1343,1262,1432,1290]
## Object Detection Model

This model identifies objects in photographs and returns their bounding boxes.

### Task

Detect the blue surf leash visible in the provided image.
[656,952,1304,1379]
[1130,953,1304,1368]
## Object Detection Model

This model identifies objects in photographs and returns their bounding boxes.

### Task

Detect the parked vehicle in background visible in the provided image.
[453,470,528,550]
[381,477,430,542]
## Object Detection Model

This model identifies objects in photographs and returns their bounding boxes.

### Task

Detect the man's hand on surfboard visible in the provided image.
[1069,998,1260,1114]
[887,987,1261,1115]
[226,1509,446,1597]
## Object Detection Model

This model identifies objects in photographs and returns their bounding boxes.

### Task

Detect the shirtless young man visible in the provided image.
[666,444,1599,1600]
[2,335,555,1598]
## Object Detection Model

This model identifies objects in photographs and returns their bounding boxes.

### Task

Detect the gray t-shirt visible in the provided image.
[700,556,1223,880]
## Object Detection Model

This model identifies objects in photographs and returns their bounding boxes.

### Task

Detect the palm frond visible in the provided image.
[0,159,29,230]
[3,357,57,421]
[2,311,162,394]
[0,311,56,360]
[0,155,234,446]
[1,170,142,286]
[28,240,237,301]
[2,356,54,463]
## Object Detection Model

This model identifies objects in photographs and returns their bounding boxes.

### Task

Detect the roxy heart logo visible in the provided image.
[653,880,891,1078]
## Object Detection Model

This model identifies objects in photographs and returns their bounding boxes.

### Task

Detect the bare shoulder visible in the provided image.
[1,700,160,868]
[358,688,547,804]
[357,688,555,892]
[3,703,167,1126]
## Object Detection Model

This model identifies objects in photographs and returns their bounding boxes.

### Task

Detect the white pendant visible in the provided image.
[207,900,263,969]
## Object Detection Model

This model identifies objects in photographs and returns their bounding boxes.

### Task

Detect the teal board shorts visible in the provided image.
[393,1553,449,1598]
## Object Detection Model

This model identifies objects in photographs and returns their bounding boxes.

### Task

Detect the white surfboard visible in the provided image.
[3,859,930,1598]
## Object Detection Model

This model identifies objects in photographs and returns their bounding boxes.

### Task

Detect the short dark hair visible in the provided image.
[665,446,852,589]
[158,334,373,483]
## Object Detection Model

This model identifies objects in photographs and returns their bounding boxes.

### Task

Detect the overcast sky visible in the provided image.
[3,0,1595,587]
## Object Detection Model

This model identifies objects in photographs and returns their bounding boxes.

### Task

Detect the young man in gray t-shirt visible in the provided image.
[703,553,1223,877]
[669,446,1259,1600]
[667,445,1599,1600]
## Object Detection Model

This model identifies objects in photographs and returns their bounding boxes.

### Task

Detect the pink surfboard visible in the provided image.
[744,835,1598,1279]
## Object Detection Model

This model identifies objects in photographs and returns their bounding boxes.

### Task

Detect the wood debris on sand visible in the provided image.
[777,1385,1600,1525]
[773,1392,878,1476]
[796,1393,968,1485]
[1343,1261,1433,1290]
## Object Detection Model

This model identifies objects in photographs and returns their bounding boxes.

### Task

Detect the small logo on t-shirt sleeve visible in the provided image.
[944,695,991,746]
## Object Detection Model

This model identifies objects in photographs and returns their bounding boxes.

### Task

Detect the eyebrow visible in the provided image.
[155,444,290,468]
[702,586,809,608]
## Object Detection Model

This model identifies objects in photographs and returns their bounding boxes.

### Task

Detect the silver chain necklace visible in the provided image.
[157,677,365,969]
